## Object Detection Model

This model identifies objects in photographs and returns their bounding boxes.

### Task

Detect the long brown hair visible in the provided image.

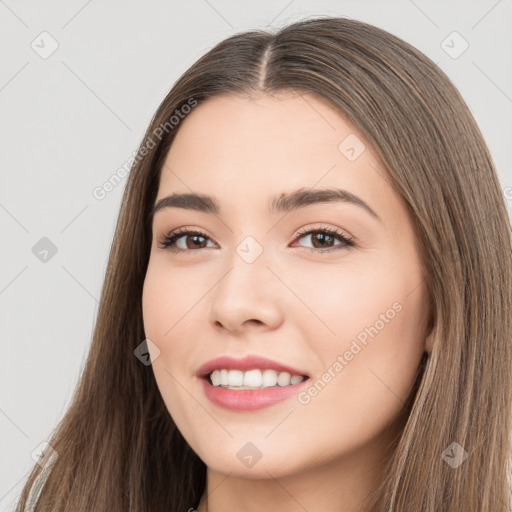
[16,15,512,511]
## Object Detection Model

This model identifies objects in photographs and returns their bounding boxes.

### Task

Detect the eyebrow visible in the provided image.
[150,187,381,222]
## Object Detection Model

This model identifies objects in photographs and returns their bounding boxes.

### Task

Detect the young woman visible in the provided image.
[16,15,512,512]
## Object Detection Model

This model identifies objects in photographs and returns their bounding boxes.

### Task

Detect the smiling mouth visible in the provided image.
[205,368,310,390]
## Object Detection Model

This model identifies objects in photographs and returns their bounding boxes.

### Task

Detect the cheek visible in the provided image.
[142,258,199,339]
[142,271,170,349]
[141,256,211,375]
[141,263,199,424]
[295,254,427,422]
[141,261,189,388]
[286,256,409,347]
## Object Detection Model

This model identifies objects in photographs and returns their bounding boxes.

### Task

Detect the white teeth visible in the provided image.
[277,371,291,386]
[228,369,243,387]
[211,370,221,386]
[244,369,262,388]
[262,369,277,387]
[290,374,304,385]
[220,369,229,386]
[209,369,305,389]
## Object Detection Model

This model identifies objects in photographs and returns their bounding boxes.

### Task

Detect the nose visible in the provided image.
[208,251,284,334]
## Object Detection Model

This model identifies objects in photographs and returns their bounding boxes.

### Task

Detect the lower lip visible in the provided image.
[200,376,310,411]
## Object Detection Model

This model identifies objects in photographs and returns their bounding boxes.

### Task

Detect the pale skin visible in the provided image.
[142,91,434,512]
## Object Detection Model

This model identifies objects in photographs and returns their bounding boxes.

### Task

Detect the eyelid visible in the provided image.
[292,224,354,244]
[157,223,355,255]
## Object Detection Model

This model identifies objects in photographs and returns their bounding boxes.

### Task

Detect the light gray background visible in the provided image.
[1,1,511,509]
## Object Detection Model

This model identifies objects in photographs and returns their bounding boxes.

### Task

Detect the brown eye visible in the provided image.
[293,226,354,253]
[180,233,208,249]
[308,231,338,249]
[158,229,215,253]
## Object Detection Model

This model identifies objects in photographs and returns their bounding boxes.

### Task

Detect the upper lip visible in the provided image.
[196,355,309,378]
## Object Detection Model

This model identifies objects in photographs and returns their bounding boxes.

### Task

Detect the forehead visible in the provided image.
[156,92,400,226]
[165,91,366,170]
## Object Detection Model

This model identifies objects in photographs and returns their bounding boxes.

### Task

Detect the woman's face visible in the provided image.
[142,91,432,481]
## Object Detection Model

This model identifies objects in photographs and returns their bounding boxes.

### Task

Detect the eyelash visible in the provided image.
[157,225,355,255]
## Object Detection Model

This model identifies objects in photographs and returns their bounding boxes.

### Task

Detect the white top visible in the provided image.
[23,453,56,511]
